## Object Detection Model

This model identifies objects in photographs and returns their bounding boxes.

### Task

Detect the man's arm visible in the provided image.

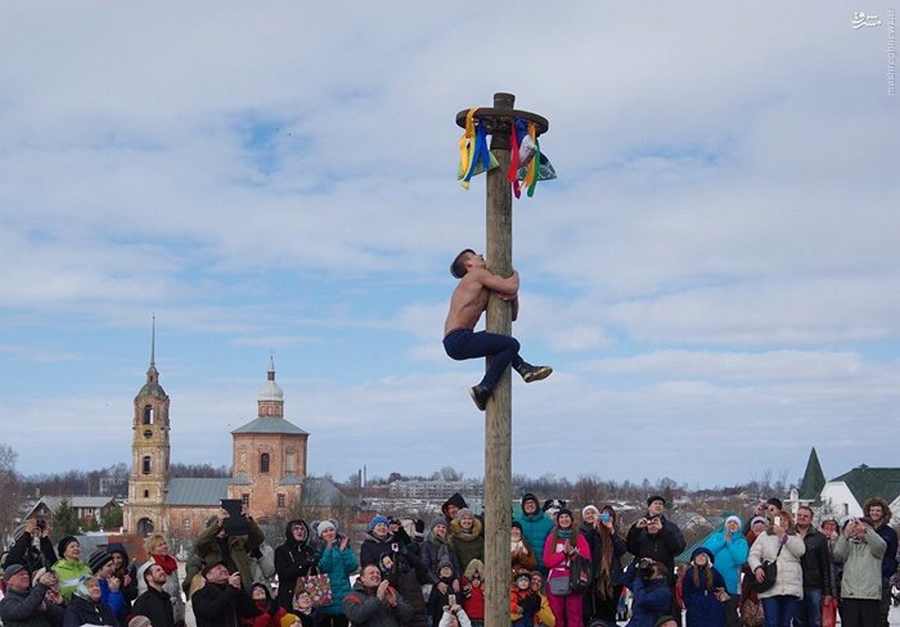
[473,269,518,296]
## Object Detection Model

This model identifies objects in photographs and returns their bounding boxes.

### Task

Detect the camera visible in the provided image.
[637,557,655,579]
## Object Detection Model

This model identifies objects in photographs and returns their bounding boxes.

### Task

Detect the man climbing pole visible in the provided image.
[443,248,552,410]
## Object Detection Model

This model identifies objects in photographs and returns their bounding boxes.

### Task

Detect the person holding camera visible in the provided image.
[343,564,414,627]
[623,558,672,627]
[2,519,58,578]
[191,503,265,596]
[274,519,318,611]
[832,516,887,627]
[0,563,66,626]
[316,520,359,627]
[581,504,626,624]
[747,510,805,627]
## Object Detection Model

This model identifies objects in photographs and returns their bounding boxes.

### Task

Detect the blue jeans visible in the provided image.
[794,588,822,627]
[761,595,800,627]
[443,328,522,391]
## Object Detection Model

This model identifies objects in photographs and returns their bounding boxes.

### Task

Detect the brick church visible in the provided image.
[123,324,310,537]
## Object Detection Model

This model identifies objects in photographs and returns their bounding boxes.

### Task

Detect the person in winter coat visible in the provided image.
[2,519,58,577]
[132,562,176,627]
[137,534,186,626]
[190,561,256,627]
[582,504,627,624]
[747,511,805,627]
[529,571,557,627]
[427,559,463,627]
[514,494,554,573]
[510,570,541,627]
[442,494,469,525]
[0,563,66,627]
[63,576,117,626]
[342,564,414,627]
[422,520,461,582]
[542,509,591,627]
[107,543,138,610]
[88,548,128,625]
[361,515,428,627]
[190,513,265,595]
[832,517,887,627]
[52,536,92,602]
[702,515,748,627]
[274,519,319,611]
[460,559,485,627]
[794,505,833,627]
[241,582,287,627]
[449,509,485,573]
[626,499,686,583]
[864,497,898,627]
[316,520,359,627]
[511,522,538,572]
[623,559,672,627]
[681,547,727,627]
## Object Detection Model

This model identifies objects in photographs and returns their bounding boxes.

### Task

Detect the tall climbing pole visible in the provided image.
[455,93,549,627]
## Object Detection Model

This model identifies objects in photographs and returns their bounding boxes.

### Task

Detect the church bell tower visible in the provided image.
[125,316,170,535]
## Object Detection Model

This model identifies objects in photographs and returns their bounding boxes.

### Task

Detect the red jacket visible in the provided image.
[461,577,484,620]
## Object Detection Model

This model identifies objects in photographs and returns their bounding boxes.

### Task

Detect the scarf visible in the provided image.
[153,553,178,575]
[556,528,574,541]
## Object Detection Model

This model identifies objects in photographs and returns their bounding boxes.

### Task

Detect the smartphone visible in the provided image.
[448,594,457,606]
[599,512,611,524]
[774,516,782,527]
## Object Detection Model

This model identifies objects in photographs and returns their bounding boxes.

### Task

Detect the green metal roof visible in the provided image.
[166,478,230,506]
[137,382,168,400]
[832,465,900,507]
[799,447,826,501]
[231,417,308,435]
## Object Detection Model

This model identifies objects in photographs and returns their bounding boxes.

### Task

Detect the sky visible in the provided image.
[1,2,898,487]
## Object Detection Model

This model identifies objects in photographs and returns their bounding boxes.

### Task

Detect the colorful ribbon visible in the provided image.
[457,108,477,189]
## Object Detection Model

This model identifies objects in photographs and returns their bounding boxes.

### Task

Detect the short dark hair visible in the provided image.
[450,249,476,279]
[797,505,814,516]
[766,497,783,510]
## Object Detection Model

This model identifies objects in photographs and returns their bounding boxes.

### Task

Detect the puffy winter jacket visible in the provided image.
[799,528,833,595]
[747,532,805,600]
[51,558,92,601]
[342,580,414,627]
[623,570,672,627]
[513,511,554,571]
[702,530,749,595]
[682,565,726,627]
[62,593,117,626]
[0,583,66,627]
[626,517,686,579]
[317,541,359,615]
[833,526,887,600]
[274,519,319,610]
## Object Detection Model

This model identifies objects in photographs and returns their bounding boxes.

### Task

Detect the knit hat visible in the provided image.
[514,569,531,584]
[88,548,114,574]
[368,515,390,532]
[317,520,336,537]
[691,547,715,564]
[281,615,301,627]
[555,507,574,521]
[750,516,768,528]
[57,536,78,558]
[431,519,448,532]
[455,508,475,521]
[3,563,26,579]
[647,495,666,507]
[725,515,742,528]
[511,520,523,532]
[582,505,600,518]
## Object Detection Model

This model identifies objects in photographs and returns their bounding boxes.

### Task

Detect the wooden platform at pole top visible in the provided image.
[458,91,549,627]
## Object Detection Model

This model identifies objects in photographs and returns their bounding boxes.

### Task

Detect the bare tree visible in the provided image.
[0,443,22,539]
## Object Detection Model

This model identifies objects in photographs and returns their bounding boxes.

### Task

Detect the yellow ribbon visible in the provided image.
[457,108,478,189]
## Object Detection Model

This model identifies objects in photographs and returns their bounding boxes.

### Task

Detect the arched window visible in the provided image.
[143,489,149,498]
[137,518,154,536]
[143,405,154,425]
[142,456,152,474]
[260,453,270,474]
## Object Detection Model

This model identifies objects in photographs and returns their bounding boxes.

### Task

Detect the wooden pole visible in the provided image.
[483,91,514,627]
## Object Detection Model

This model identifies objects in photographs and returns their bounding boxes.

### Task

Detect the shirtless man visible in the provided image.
[443,248,552,410]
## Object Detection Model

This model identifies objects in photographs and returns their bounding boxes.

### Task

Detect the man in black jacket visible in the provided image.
[190,561,255,627]
[0,563,66,626]
[795,505,833,627]
[2,520,57,576]
[132,563,175,627]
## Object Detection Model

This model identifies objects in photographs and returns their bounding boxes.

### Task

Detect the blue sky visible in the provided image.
[1,3,898,486]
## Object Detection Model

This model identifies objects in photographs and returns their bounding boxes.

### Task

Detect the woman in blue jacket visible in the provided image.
[702,514,748,626]
[682,547,727,627]
[317,520,359,627]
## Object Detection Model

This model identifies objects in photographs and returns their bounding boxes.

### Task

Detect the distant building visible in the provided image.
[123,321,310,537]
[24,496,119,527]
[387,480,484,500]
[785,448,900,519]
